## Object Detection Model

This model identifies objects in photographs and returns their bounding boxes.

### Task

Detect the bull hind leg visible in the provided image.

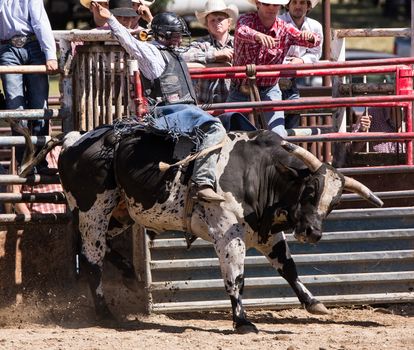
[256,232,330,315]
[215,236,258,334]
[106,214,138,291]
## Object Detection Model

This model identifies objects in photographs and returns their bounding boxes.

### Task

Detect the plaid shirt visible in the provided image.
[21,146,66,214]
[182,34,234,104]
[234,12,321,87]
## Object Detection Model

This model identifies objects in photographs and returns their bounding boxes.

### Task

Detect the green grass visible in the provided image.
[49,76,60,96]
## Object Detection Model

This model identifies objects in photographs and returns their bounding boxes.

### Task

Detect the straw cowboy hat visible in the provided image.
[80,0,108,9]
[131,0,155,7]
[195,0,239,27]
[247,0,289,5]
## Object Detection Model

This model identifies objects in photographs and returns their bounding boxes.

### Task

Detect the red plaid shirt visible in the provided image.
[234,12,321,87]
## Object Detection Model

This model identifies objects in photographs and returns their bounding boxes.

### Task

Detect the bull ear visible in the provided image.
[280,140,322,173]
[344,176,384,207]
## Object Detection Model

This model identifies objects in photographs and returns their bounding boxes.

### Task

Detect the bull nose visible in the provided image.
[306,227,322,244]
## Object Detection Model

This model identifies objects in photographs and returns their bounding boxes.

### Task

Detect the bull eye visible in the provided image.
[302,186,316,201]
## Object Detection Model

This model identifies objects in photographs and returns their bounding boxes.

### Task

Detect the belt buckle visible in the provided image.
[11,35,27,48]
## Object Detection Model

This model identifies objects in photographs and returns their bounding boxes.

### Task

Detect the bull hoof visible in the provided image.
[97,314,119,327]
[305,301,331,315]
[235,321,259,334]
[96,305,116,323]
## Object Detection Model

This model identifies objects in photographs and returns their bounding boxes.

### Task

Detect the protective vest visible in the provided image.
[142,49,198,106]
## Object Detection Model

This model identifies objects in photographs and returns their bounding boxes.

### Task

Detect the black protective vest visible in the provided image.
[142,49,198,106]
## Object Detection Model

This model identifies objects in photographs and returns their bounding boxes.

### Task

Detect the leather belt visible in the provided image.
[0,35,37,48]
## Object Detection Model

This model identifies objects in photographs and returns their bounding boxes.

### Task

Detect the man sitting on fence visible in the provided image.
[0,0,58,174]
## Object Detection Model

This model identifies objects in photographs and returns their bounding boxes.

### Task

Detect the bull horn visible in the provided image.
[344,176,384,208]
[280,140,322,173]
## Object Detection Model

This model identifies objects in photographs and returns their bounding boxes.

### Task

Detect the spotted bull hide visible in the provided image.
[58,125,382,333]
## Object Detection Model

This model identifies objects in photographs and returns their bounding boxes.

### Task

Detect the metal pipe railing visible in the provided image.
[190,65,401,81]
[338,165,414,175]
[0,109,62,120]
[288,132,414,143]
[0,136,52,146]
[0,213,70,224]
[204,95,414,113]
[0,192,65,203]
[0,175,60,185]
[189,57,414,76]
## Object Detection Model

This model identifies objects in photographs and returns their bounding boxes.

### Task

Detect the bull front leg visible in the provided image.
[215,235,258,334]
[76,193,120,322]
[79,252,113,320]
[256,231,330,315]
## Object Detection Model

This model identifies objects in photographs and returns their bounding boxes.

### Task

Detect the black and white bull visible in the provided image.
[56,126,382,333]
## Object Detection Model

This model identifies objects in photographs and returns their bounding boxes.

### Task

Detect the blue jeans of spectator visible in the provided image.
[282,79,301,129]
[227,84,286,138]
[0,41,49,167]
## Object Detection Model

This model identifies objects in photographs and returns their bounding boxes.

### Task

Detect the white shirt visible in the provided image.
[0,0,57,60]
[278,12,323,64]
[108,15,166,81]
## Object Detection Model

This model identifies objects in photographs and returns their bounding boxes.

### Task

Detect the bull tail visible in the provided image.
[6,118,35,170]
[19,133,65,177]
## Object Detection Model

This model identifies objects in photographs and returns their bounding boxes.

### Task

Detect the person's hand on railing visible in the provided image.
[214,48,233,63]
[356,114,372,132]
[46,59,58,74]
[285,57,305,65]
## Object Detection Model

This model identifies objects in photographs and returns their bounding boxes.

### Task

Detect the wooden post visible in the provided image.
[132,224,153,314]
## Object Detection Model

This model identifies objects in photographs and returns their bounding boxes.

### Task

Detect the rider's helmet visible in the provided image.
[151,12,191,48]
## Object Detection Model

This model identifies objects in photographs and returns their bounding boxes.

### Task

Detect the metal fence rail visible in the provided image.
[146,207,414,313]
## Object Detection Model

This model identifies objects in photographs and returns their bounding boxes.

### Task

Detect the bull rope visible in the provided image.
[158,137,227,172]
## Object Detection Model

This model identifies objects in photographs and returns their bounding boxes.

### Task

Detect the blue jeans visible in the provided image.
[192,121,226,189]
[282,79,301,129]
[0,40,50,165]
[227,84,286,138]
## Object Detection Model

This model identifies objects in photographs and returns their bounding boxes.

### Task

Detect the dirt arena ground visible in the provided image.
[0,301,412,350]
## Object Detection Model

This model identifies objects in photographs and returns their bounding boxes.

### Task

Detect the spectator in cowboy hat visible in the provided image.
[279,0,323,130]
[83,0,142,29]
[182,0,239,104]
[106,0,139,29]
[226,0,320,137]
[0,0,58,173]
